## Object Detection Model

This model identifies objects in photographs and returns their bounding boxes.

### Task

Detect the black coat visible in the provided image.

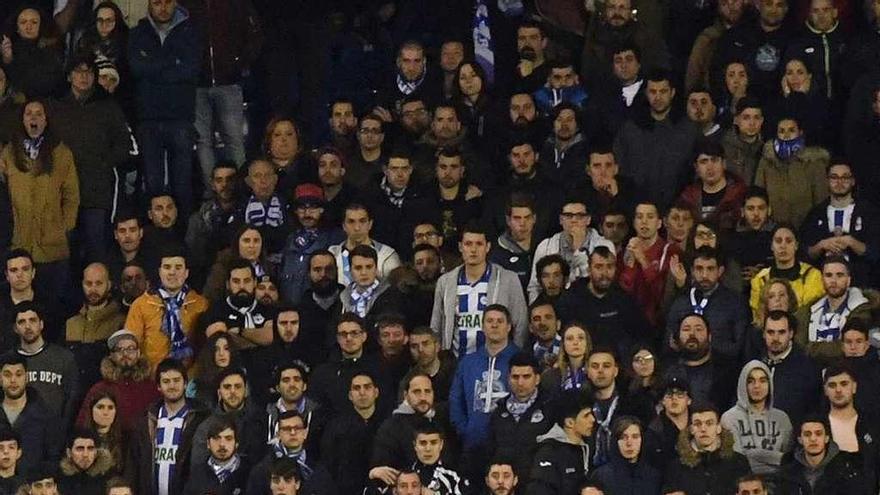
[526,425,592,495]
[487,393,553,486]
[320,409,387,495]
[309,352,391,418]
[0,388,62,475]
[246,452,337,495]
[591,457,662,495]
[663,430,751,495]
[779,446,871,495]
[760,344,822,427]
[371,402,455,470]
[358,177,438,253]
[183,457,250,495]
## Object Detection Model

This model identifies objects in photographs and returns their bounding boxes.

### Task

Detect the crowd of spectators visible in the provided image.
[3,0,880,493]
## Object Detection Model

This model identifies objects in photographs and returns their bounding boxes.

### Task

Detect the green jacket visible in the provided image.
[755,142,828,229]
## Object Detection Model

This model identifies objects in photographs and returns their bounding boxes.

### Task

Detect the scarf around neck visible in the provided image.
[773,135,805,161]
[226,296,258,328]
[350,279,381,317]
[506,389,538,421]
[208,454,241,483]
[158,286,193,360]
[380,177,406,208]
[23,135,44,160]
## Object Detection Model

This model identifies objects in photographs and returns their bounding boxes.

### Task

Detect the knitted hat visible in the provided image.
[95,54,120,83]
[107,328,138,351]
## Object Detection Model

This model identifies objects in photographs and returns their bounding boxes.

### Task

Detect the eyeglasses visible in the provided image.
[414,231,439,240]
[402,108,427,117]
[279,425,306,433]
[695,230,717,239]
[112,347,138,355]
[828,174,853,182]
[633,354,654,363]
[664,390,688,399]
[337,330,364,339]
[560,212,588,219]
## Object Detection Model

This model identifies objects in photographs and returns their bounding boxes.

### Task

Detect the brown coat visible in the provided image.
[754,142,828,229]
[1,141,79,262]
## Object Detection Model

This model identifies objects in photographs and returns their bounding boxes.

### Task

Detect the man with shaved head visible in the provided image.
[66,262,126,389]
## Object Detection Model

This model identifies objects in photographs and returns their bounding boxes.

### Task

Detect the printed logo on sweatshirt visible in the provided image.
[27,370,62,386]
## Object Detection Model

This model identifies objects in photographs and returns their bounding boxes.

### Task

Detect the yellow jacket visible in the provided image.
[749,262,825,320]
[124,290,209,374]
[1,142,79,262]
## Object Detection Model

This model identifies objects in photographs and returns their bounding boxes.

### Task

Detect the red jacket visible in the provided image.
[619,237,681,329]
[677,174,747,230]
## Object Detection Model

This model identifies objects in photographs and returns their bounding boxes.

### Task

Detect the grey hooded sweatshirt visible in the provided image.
[720,359,793,474]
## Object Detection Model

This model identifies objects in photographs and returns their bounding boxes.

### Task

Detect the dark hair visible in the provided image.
[744,185,769,203]
[105,477,134,493]
[485,458,518,477]
[734,96,763,115]
[536,254,571,280]
[645,69,672,85]
[842,318,871,339]
[13,99,59,175]
[214,366,248,391]
[0,353,27,371]
[508,352,541,374]
[737,474,766,490]
[278,409,307,427]
[610,42,641,61]
[376,313,408,333]
[590,245,615,262]
[763,309,798,334]
[194,333,241,393]
[484,304,512,324]
[506,192,536,216]
[517,19,545,36]
[0,429,21,446]
[611,415,643,441]
[66,427,100,449]
[823,363,857,384]
[688,400,720,421]
[269,457,303,482]
[226,257,256,282]
[413,419,445,440]
[274,360,310,385]
[344,202,372,220]
[412,243,440,260]
[113,210,142,229]
[589,345,619,365]
[83,390,123,466]
[337,312,367,332]
[820,254,850,274]
[349,244,378,264]
[155,358,188,384]
[677,312,711,339]
[11,300,43,322]
[692,137,725,161]
[528,299,556,317]
[797,413,830,436]
[460,221,489,240]
[553,389,594,427]
[205,416,238,440]
[4,248,34,267]
[691,245,724,267]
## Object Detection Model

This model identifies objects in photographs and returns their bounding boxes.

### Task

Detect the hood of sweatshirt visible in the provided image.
[736,360,775,410]
[794,440,840,471]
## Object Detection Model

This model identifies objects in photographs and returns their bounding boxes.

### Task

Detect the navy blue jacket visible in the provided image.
[127,7,201,122]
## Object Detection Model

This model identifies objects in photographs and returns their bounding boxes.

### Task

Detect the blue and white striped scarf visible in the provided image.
[208,454,241,483]
[350,279,380,317]
[158,286,193,360]
[244,194,285,227]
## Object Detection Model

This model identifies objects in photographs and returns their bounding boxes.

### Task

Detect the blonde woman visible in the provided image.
[540,322,593,401]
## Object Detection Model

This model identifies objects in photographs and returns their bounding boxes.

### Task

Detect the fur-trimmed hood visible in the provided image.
[676,426,738,468]
[100,355,151,382]
[60,447,114,477]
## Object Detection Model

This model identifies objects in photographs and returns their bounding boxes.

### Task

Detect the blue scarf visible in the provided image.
[208,454,241,483]
[561,367,586,390]
[274,444,313,479]
[773,135,805,161]
[23,135,44,160]
[293,228,319,251]
[158,286,193,360]
[350,279,380,317]
[244,194,285,227]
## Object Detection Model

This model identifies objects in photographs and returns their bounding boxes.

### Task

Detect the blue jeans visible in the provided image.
[194,85,246,188]
[137,120,196,218]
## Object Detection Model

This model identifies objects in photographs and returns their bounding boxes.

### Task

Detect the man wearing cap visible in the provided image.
[24,468,61,495]
[280,183,337,305]
[648,378,692,472]
[76,328,161,432]
[65,262,127,390]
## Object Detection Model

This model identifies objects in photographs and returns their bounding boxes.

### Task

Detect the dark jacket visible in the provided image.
[556,280,650,361]
[58,447,115,495]
[760,344,822,427]
[800,198,880,285]
[779,443,870,494]
[308,352,390,418]
[487,392,553,486]
[245,450,337,495]
[279,228,336,305]
[489,231,535,291]
[179,0,263,86]
[190,400,267,466]
[126,400,209,495]
[538,133,590,186]
[663,429,751,495]
[358,177,437,253]
[127,6,201,121]
[320,409,386,495]
[371,401,454,470]
[591,456,662,495]
[527,424,591,495]
[51,89,133,210]
[677,173,748,230]
[665,285,751,361]
[0,387,62,475]
[183,456,250,495]
[3,38,64,98]
[713,20,797,101]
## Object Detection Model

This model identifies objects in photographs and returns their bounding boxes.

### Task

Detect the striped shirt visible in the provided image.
[453,266,491,357]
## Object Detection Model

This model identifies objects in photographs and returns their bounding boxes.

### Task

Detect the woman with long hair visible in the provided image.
[187,332,241,407]
[1,5,63,98]
[540,322,593,400]
[203,225,272,302]
[0,99,78,303]
[591,416,662,493]
[81,391,126,474]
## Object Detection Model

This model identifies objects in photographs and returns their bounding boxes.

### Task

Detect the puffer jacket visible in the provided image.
[754,141,829,229]
[749,262,825,316]
[663,429,751,495]
[58,447,115,495]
